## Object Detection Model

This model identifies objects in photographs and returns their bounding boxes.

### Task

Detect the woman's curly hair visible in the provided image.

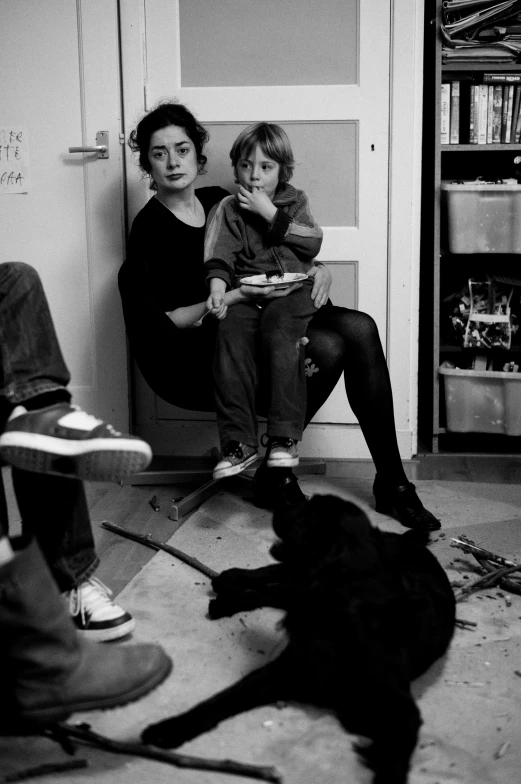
[128,101,209,189]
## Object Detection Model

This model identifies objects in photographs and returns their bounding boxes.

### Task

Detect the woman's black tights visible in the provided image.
[305,306,408,486]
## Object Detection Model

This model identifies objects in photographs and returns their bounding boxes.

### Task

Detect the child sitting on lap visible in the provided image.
[204,122,323,479]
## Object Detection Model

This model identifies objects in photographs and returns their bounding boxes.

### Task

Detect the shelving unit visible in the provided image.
[420,1,521,453]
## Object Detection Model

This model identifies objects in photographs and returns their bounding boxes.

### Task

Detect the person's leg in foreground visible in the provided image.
[0,262,154,639]
[0,532,172,732]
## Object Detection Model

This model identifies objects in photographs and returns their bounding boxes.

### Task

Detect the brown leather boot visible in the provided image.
[0,538,172,730]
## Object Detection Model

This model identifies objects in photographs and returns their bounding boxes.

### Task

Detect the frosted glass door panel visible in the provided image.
[179,0,357,87]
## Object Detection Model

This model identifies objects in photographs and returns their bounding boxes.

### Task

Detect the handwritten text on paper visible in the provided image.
[0,127,29,193]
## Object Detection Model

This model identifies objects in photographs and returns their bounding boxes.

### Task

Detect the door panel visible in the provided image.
[0,0,127,429]
[122,0,390,457]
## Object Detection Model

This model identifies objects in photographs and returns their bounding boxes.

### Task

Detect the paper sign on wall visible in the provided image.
[0,127,29,193]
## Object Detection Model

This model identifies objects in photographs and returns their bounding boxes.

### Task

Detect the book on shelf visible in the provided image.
[502,84,514,142]
[486,84,494,143]
[469,84,476,142]
[514,88,521,142]
[492,84,503,142]
[511,85,521,142]
[450,81,460,143]
[441,76,521,144]
[441,83,451,143]
[483,72,521,83]
[478,83,488,144]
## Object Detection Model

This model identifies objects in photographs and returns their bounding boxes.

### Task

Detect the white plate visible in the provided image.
[240,272,308,289]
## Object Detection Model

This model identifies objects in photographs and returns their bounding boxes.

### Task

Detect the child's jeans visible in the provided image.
[213,280,316,447]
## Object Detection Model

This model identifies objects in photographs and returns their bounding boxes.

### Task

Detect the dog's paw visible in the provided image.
[211,567,251,595]
[208,597,237,619]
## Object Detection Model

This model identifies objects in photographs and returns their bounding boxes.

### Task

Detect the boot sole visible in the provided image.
[0,440,152,482]
[14,655,173,727]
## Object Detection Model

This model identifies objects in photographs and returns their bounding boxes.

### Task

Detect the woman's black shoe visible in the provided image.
[252,463,306,510]
[373,476,441,532]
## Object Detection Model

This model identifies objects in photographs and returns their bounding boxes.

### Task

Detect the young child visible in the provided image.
[204,122,323,480]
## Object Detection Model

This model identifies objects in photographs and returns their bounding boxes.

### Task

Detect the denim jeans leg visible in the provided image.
[0,262,70,404]
[260,286,316,440]
[213,302,261,447]
[11,469,98,591]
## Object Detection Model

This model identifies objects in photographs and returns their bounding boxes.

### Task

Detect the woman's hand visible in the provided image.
[237,186,277,223]
[307,263,331,309]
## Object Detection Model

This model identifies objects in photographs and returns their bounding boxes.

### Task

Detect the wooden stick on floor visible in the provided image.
[101,521,219,579]
[46,723,283,783]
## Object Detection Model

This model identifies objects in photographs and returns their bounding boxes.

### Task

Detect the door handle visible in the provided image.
[69,131,109,159]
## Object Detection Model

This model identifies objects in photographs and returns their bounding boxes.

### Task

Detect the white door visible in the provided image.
[121,0,390,459]
[0,0,128,429]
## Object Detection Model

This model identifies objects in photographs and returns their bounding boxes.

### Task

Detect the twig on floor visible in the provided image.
[1,759,87,782]
[45,722,283,783]
[101,521,218,579]
[453,564,521,601]
[455,618,477,629]
[450,537,519,570]
[450,536,521,598]
[474,557,521,597]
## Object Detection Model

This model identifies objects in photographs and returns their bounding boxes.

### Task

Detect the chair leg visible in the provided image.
[125,458,327,524]
[168,477,229,521]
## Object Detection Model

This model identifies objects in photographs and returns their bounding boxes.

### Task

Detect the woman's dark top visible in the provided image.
[122,186,229,312]
[118,186,229,410]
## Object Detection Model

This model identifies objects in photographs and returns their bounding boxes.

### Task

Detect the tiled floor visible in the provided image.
[2,455,521,783]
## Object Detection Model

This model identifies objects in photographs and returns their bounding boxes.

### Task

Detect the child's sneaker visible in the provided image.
[0,404,152,482]
[213,441,259,480]
[266,437,299,468]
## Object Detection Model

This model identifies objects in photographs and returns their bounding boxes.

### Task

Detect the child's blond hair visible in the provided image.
[230,122,295,183]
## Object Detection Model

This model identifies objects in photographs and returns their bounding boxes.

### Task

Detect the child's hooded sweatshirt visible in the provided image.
[204,182,323,289]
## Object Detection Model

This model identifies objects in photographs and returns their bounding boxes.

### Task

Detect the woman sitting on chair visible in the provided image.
[118,101,440,532]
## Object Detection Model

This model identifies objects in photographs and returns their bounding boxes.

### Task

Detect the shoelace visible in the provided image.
[260,435,296,450]
[223,441,247,459]
[68,577,116,624]
[270,437,296,450]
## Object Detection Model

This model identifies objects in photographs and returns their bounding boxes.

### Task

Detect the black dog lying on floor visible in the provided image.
[142,494,456,784]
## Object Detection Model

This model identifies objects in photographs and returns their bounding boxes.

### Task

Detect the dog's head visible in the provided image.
[270,493,378,566]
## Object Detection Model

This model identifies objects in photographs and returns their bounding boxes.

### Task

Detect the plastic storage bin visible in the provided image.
[441,181,521,253]
[439,366,521,435]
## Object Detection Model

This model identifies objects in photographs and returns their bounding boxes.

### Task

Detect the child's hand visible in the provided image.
[207,292,227,320]
[237,185,277,223]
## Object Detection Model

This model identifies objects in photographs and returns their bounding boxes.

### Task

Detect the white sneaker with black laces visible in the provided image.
[65,577,136,642]
[266,437,299,468]
[213,441,259,480]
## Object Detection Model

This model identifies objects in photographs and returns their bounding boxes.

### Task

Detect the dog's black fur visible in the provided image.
[142,494,456,783]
